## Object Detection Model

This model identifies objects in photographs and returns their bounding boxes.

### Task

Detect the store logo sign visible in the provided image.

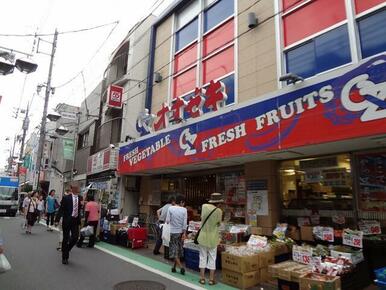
[136,79,227,136]
[107,85,123,109]
[341,73,386,121]
[179,128,197,156]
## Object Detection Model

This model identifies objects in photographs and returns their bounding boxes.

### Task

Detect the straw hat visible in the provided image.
[208,192,224,204]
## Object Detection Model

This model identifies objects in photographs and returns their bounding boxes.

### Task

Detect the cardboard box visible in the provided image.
[268,261,298,278]
[278,264,305,281]
[330,249,364,265]
[222,269,260,289]
[250,226,263,235]
[271,242,289,256]
[110,223,127,235]
[222,252,260,273]
[260,267,270,283]
[291,265,312,283]
[301,226,314,241]
[258,250,275,268]
[299,273,341,290]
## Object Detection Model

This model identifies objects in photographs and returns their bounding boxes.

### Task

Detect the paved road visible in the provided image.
[0,217,193,290]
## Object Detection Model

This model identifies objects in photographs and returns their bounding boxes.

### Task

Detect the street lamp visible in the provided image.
[0,48,38,75]
[55,126,70,136]
[47,112,61,122]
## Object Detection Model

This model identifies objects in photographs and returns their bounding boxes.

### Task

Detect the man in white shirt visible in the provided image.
[166,195,187,275]
[153,196,176,255]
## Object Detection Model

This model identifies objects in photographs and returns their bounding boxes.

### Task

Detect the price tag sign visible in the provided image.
[358,220,381,235]
[332,214,346,225]
[313,226,334,242]
[297,217,311,227]
[343,229,363,248]
[273,223,288,240]
[188,221,201,232]
[293,245,312,265]
[247,235,268,248]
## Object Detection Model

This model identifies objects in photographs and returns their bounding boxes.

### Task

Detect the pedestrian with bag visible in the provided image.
[153,195,175,255]
[55,185,82,265]
[46,189,57,231]
[196,193,223,286]
[165,194,187,275]
[77,194,100,248]
[24,191,38,234]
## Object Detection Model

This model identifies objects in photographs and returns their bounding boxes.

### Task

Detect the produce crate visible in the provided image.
[184,248,221,272]
[278,278,299,290]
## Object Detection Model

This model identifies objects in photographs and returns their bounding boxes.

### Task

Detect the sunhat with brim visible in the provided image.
[208,192,224,203]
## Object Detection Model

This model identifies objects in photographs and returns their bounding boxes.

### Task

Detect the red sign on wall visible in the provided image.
[107,85,123,109]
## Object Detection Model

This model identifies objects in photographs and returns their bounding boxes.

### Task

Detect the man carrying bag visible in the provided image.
[196,193,223,285]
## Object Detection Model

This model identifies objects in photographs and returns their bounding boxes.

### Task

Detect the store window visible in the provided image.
[176,0,200,30]
[282,0,346,46]
[354,0,385,14]
[175,17,198,52]
[280,154,353,211]
[357,152,386,212]
[286,25,351,79]
[202,45,234,84]
[78,131,89,149]
[173,66,196,98]
[358,8,386,59]
[204,0,234,32]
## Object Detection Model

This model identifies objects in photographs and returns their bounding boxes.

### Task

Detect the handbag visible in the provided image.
[80,225,94,237]
[194,207,218,245]
[0,254,11,273]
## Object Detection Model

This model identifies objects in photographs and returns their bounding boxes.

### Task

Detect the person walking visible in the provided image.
[24,191,38,234]
[153,195,176,255]
[197,193,223,285]
[46,190,57,231]
[165,194,187,275]
[55,185,82,265]
[36,194,45,223]
[77,195,100,248]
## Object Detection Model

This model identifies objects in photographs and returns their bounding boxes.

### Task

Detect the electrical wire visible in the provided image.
[0,21,119,37]
[54,0,167,92]
[54,21,119,89]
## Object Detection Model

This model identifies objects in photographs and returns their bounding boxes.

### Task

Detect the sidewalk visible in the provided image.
[96,240,278,290]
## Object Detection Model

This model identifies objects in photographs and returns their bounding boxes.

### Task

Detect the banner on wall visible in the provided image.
[107,85,123,109]
[63,138,74,160]
[119,54,386,174]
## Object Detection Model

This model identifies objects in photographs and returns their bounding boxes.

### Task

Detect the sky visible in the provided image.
[0,0,174,172]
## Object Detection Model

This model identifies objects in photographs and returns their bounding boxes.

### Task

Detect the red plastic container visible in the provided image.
[127,228,148,249]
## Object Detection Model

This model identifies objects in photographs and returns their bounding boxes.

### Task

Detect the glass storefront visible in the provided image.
[280,154,354,211]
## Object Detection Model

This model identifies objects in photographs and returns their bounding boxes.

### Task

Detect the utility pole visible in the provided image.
[17,103,30,177]
[35,29,58,190]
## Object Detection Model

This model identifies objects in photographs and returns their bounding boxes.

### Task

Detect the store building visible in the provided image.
[118,0,386,232]
[88,15,156,213]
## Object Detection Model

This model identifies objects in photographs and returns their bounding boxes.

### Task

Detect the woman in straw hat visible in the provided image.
[197,192,223,285]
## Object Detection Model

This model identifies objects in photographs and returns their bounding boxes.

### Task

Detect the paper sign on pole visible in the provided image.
[358,220,381,235]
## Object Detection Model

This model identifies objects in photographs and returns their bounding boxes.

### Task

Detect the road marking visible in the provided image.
[95,245,206,290]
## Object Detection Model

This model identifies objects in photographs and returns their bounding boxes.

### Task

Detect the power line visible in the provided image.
[54,0,166,91]
[54,21,119,89]
[0,21,119,37]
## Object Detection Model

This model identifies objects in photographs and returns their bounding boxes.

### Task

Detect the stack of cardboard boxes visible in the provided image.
[221,245,274,288]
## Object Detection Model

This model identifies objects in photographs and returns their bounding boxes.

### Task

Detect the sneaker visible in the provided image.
[171,267,176,273]
[180,268,185,275]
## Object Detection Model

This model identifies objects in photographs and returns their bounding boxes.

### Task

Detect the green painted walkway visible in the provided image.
[97,242,237,290]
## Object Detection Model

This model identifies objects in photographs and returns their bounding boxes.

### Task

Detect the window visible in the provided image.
[173,67,196,98]
[78,131,89,149]
[286,25,351,79]
[203,45,234,84]
[358,8,386,58]
[175,17,198,51]
[172,0,235,110]
[202,73,235,114]
[355,0,385,14]
[282,0,346,46]
[204,0,234,32]
[176,0,200,30]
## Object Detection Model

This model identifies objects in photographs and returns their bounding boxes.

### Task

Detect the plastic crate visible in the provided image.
[375,280,386,290]
[375,267,386,283]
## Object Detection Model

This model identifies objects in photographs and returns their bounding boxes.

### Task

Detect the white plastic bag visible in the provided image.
[161,223,170,247]
[0,254,11,273]
[80,225,94,237]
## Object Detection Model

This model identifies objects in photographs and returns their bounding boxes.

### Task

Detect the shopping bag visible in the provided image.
[80,225,94,237]
[0,254,11,273]
[161,223,170,247]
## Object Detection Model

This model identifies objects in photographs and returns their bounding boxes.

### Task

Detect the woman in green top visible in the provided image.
[197,193,223,285]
